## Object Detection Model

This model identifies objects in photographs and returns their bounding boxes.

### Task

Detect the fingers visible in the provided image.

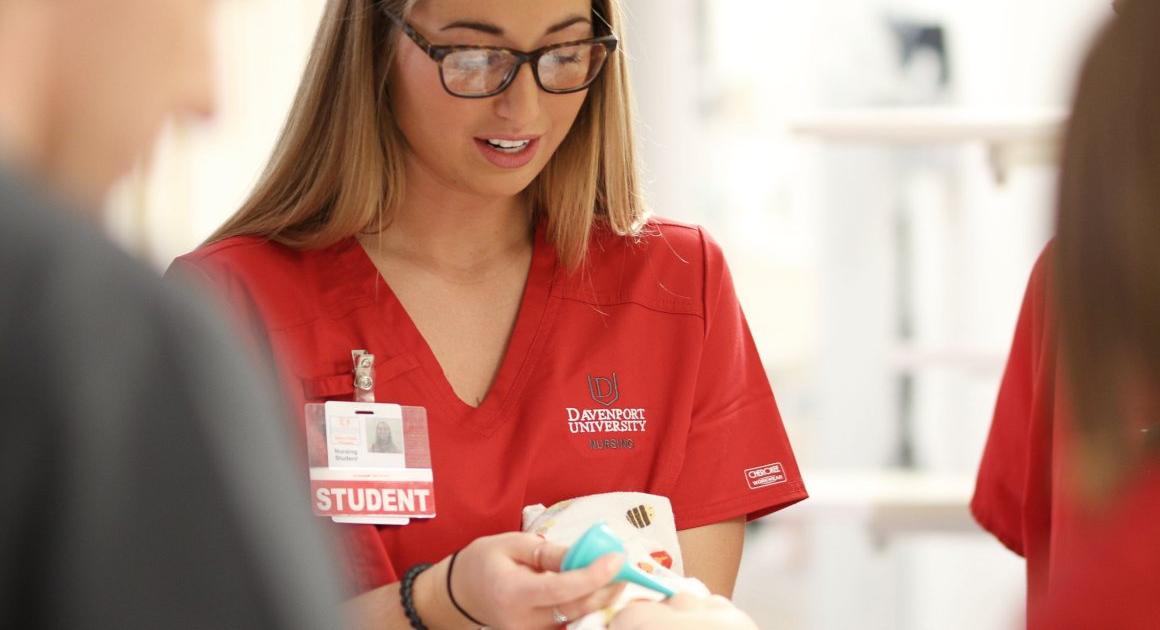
[525,552,625,606]
[456,533,630,630]
[532,536,623,576]
[536,540,569,572]
[550,581,627,624]
[533,541,546,571]
[507,533,570,572]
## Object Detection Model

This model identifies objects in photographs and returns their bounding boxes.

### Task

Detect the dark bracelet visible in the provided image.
[447,551,487,627]
[400,562,434,630]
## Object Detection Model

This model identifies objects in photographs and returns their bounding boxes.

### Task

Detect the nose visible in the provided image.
[492,62,541,126]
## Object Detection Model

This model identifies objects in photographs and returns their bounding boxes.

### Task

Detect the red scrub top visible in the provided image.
[172,218,808,592]
[1039,465,1160,630]
[971,242,1086,626]
[974,243,1160,628]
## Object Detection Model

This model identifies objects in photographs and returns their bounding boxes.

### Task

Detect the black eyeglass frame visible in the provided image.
[382,9,619,99]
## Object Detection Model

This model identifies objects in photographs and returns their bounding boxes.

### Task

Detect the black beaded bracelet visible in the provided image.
[447,551,487,627]
[400,562,433,630]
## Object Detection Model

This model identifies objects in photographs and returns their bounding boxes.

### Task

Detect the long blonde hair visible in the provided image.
[209,0,646,270]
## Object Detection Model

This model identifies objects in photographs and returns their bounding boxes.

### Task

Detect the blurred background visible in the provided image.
[104,1,1116,628]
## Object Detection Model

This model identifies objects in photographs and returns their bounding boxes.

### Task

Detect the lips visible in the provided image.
[473,135,541,169]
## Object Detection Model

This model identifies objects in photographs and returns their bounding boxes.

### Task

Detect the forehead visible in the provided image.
[410,0,595,37]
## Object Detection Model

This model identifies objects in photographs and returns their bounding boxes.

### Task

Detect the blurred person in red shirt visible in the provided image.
[972,1,1160,627]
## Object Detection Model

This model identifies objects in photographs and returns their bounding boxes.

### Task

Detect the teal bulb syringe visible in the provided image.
[561,522,677,598]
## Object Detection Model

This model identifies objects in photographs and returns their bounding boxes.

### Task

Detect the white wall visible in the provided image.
[105,0,325,268]
[623,1,1111,629]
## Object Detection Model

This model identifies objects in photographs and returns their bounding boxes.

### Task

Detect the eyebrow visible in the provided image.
[441,15,592,37]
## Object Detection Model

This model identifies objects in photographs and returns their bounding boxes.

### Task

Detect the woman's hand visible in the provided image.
[609,593,758,630]
[422,532,626,629]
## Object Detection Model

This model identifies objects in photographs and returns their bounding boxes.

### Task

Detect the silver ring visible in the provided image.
[552,606,570,625]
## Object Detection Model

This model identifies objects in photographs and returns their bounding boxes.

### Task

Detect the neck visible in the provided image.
[369,161,535,275]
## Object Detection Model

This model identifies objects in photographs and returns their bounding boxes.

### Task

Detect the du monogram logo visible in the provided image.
[587,373,620,407]
[568,372,645,443]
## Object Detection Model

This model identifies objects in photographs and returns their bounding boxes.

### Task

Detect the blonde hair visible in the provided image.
[209,0,646,270]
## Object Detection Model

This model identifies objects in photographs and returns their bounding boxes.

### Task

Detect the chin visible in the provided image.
[466,171,542,200]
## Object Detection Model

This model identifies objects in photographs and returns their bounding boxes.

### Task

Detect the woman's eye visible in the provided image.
[448,50,504,71]
[549,52,583,65]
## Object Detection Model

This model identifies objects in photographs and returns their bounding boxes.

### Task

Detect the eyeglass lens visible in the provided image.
[440,42,610,96]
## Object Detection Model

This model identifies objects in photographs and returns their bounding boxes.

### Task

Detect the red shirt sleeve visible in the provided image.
[970,244,1055,556]
[667,228,807,530]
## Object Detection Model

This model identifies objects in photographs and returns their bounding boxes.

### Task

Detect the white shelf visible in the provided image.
[788,107,1066,145]
[782,469,979,543]
[798,469,972,509]
[889,345,1007,374]
[789,107,1068,183]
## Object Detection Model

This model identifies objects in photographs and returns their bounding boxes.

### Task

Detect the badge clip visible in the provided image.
[352,349,376,403]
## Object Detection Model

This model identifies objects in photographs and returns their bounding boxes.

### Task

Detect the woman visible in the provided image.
[172,0,806,627]
[972,1,1160,627]
[1043,0,1160,625]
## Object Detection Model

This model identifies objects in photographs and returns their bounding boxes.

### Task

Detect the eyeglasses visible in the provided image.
[383,10,618,99]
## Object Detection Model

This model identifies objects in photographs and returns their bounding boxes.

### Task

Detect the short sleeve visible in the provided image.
[970,244,1054,556]
[668,229,808,530]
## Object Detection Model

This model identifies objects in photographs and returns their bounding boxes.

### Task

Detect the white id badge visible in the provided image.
[305,402,435,526]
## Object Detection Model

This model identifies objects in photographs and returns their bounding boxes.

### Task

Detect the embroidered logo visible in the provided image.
[587,373,620,407]
[566,373,647,442]
[745,462,787,490]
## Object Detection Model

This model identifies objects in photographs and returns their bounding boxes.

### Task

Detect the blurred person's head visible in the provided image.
[376,421,391,442]
[1056,0,1160,497]
[209,0,645,270]
[0,0,215,207]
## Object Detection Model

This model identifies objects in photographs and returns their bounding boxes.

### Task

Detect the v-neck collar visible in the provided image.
[342,223,560,436]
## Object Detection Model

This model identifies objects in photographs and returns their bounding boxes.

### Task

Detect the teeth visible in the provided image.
[486,138,530,151]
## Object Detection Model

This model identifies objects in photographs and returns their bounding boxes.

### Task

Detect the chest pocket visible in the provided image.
[299,353,421,401]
